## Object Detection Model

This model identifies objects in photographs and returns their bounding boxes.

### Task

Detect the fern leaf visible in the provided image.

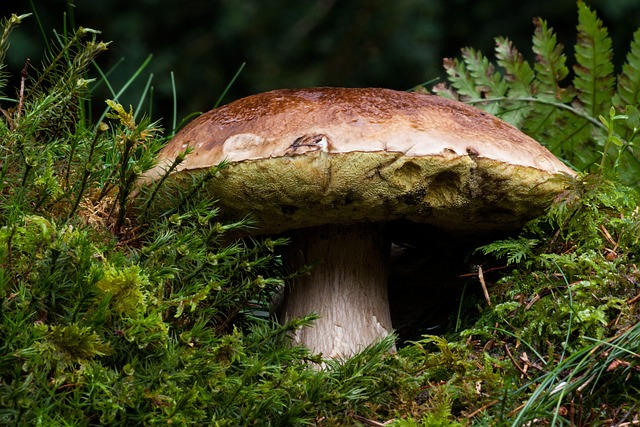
[437,57,481,101]
[612,28,640,177]
[430,80,460,100]
[614,28,640,109]
[461,47,508,99]
[495,36,536,97]
[524,106,594,167]
[531,17,572,102]
[493,36,536,126]
[478,237,540,266]
[461,47,508,115]
[532,18,569,101]
[573,2,615,118]
[432,2,640,182]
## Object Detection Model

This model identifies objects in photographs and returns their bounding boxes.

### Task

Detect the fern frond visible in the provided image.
[463,47,508,115]
[493,37,536,126]
[478,237,540,266]
[437,57,480,101]
[495,37,536,97]
[614,28,640,110]
[435,48,508,116]
[461,48,508,98]
[531,17,572,102]
[433,4,640,182]
[573,2,615,118]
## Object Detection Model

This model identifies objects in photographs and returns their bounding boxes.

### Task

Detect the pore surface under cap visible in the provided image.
[145,88,573,235]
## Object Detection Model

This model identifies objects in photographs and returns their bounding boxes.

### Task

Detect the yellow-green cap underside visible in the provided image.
[143,88,574,235]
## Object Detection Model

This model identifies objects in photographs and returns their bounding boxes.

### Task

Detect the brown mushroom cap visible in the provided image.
[145,87,573,235]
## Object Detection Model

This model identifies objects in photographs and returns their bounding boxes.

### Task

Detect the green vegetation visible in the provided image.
[0,2,638,426]
[0,13,415,426]
[432,2,640,184]
[418,2,640,424]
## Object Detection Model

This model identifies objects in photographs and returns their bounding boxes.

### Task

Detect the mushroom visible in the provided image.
[142,87,573,359]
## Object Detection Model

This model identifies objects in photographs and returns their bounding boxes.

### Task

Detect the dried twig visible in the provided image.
[600,224,618,249]
[466,399,500,419]
[351,414,393,426]
[504,344,528,377]
[519,352,545,372]
[478,266,491,306]
[525,281,581,310]
[615,418,640,426]
[458,264,508,278]
[628,292,640,306]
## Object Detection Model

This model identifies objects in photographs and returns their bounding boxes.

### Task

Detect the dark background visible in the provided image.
[3,0,639,127]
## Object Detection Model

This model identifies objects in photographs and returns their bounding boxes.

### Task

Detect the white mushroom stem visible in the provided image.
[281,223,394,359]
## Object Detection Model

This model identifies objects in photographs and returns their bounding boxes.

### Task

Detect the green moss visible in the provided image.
[96,264,150,317]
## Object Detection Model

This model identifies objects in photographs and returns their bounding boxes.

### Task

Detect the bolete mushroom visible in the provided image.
[142,87,573,359]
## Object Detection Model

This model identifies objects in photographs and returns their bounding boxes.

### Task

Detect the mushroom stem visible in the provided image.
[281,223,394,358]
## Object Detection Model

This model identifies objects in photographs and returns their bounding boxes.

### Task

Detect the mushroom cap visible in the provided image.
[144,87,573,235]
